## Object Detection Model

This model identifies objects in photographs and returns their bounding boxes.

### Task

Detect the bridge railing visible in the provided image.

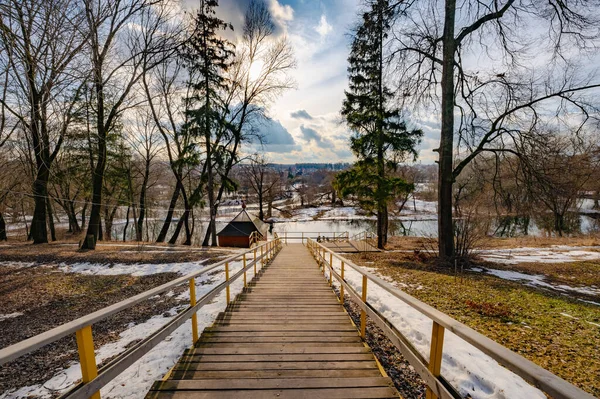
[278,231,349,245]
[0,239,283,399]
[306,238,593,399]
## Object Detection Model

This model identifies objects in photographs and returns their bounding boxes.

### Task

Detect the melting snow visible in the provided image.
[325,257,546,399]
[470,267,600,298]
[0,313,23,321]
[0,260,246,399]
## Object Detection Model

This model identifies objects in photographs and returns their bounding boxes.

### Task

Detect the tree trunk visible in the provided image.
[46,197,56,242]
[81,201,87,230]
[169,209,189,245]
[123,205,130,241]
[437,0,457,260]
[69,201,81,233]
[81,74,107,249]
[258,193,264,220]
[0,212,6,241]
[157,183,181,242]
[31,168,49,244]
[136,160,150,242]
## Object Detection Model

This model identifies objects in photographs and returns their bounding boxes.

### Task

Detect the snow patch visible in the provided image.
[478,247,600,264]
[0,313,23,321]
[325,258,545,399]
[471,267,600,298]
[0,261,247,399]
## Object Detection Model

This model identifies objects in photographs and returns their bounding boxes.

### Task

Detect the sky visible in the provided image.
[213,0,440,165]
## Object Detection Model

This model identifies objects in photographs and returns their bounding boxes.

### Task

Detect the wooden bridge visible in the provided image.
[0,237,593,399]
[147,244,397,398]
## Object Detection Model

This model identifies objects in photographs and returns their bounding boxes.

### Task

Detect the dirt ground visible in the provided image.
[0,241,230,265]
[0,241,234,396]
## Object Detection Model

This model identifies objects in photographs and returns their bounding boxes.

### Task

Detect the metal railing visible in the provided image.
[0,239,283,399]
[277,231,349,245]
[306,238,593,399]
[249,230,262,247]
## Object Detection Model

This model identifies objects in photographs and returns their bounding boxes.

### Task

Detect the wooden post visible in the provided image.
[361,275,367,338]
[426,321,446,399]
[225,262,230,305]
[189,278,198,343]
[285,231,287,245]
[75,326,101,399]
[254,248,257,275]
[329,252,333,286]
[340,261,345,304]
[261,246,264,269]
[301,232,304,245]
[243,254,247,288]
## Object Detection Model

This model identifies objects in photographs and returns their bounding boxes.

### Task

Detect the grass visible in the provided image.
[349,251,600,397]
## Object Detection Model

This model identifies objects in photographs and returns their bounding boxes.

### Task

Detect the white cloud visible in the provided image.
[268,0,294,33]
[315,14,333,37]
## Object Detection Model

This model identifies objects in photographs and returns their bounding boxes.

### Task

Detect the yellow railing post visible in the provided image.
[225,262,230,305]
[426,322,446,399]
[189,278,198,344]
[261,246,264,269]
[301,232,304,245]
[340,261,345,303]
[361,275,367,338]
[243,253,247,288]
[253,248,257,275]
[75,326,101,399]
[285,231,287,245]
[329,252,333,286]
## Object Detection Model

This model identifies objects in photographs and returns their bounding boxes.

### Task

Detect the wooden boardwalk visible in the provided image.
[322,240,380,253]
[146,244,397,398]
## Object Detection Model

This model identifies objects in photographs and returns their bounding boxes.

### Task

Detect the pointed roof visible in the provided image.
[217,209,268,237]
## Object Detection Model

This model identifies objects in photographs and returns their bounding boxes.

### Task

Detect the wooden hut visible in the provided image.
[217,209,268,248]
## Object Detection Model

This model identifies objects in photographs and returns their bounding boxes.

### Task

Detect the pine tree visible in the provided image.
[180,0,235,246]
[339,0,422,248]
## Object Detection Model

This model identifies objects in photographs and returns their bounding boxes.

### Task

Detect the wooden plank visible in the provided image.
[185,346,371,355]
[172,361,379,371]
[179,353,375,362]
[146,387,397,399]
[195,342,366,348]
[151,377,393,390]
[168,369,384,380]
[196,337,362,344]
[200,331,359,337]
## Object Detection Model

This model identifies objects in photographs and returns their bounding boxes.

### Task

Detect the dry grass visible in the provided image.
[0,263,189,394]
[385,234,600,251]
[0,241,229,265]
[349,251,600,396]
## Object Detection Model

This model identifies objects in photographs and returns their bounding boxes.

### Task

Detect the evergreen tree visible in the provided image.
[339,0,422,248]
[179,0,235,246]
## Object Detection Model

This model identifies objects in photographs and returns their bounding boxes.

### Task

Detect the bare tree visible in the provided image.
[242,156,280,220]
[143,57,199,245]
[126,108,162,241]
[391,1,600,259]
[80,0,180,249]
[0,0,88,243]
[518,131,598,236]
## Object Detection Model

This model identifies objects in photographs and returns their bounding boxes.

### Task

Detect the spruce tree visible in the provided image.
[179,0,235,246]
[340,0,422,248]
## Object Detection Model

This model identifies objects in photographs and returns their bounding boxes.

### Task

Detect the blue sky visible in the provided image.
[216,0,439,164]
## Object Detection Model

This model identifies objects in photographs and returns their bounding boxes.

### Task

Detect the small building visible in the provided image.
[217,208,268,248]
